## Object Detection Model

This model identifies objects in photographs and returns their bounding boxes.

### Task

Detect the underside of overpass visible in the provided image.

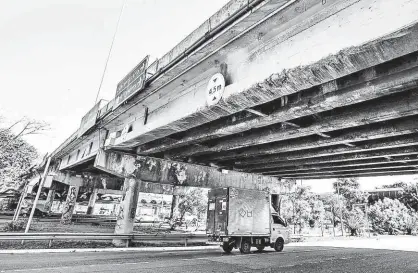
[52,0,418,183]
[121,26,418,180]
[135,47,418,180]
[98,0,418,181]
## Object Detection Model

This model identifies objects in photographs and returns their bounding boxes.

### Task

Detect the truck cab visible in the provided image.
[270,213,291,251]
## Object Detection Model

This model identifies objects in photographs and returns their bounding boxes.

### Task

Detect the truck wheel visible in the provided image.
[274,238,284,252]
[239,240,252,254]
[256,246,265,252]
[222,242,234,253]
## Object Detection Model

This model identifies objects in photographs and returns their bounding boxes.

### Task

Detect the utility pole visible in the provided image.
[23,157,51,235]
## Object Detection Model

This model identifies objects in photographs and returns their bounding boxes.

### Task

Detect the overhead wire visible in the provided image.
[94,0,128,105]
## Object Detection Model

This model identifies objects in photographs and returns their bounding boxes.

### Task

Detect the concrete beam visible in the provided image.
[287,170,418,180]
[208,117,418,162]
[93,150,282,193]
[52,171,177,195]
[266,162,418,176]
[58,129,104,171]
[237,146,418,170]
[256,156,418,174]
[175,89,418,158]
[140,56,418,155]
[236,134,418,168]
[52,172,84,187]
[280,167,418,178]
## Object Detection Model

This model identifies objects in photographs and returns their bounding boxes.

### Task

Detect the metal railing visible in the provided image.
[0,232,208,247]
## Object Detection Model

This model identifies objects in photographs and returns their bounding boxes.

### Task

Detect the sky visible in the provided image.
[0,0,230,153]
[1,0,417,193]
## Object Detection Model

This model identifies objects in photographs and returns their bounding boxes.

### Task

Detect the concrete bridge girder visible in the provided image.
[107,0,418,152]
[93,150,283,194]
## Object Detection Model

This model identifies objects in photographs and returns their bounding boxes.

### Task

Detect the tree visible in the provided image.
[0,117,49,148]
[405,212,418,235]
[170,187,208,230]
[0,129,38,193]
[368,198,413,234]
[379,181,418,211]
[310,199,326,236]
[333,178,369,209]
[274,178,297,214]
[345,207,365,236]
[284,185,314,233]
[0,116,47,194]
[322,193,347,236]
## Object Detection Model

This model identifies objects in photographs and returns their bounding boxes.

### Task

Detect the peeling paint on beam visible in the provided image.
[210,117,418,162]
[93,150,282,193]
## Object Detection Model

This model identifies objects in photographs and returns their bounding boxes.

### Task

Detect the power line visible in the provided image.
[94,0,128,104]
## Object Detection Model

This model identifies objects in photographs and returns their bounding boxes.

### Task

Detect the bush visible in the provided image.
[2,220,26,232]
[346,208,365,236]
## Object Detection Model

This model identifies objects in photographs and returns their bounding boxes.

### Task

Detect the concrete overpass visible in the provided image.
[40,0,418,244]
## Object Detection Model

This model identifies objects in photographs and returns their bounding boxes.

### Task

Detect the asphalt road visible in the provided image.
[1,246,418,273]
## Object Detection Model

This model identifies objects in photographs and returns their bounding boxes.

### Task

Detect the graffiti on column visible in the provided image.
[43,190,55,213]
[128,179,137,221]
[101,177,107,190]
[115,184,127,231]
[61,186,78,224]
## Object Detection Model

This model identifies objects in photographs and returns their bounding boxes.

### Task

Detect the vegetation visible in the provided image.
[278,178,418,237]
[0,117,45,194]
[169,187,208,230]
[2,219,26,232]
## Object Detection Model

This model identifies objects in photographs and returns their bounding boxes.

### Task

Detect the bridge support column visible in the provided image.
[60,185,79,224]
[86,188,98,215]
[43,189,55,213]
[113,177,141,247]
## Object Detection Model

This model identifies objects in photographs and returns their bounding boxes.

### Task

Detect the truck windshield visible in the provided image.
[272,215,287,227]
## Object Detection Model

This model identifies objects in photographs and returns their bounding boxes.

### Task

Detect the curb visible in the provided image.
[0,245,219,254]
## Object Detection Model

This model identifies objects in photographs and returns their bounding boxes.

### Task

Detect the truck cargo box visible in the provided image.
[206,187,270,236]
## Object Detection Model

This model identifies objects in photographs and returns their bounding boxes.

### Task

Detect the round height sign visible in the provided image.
[206,73,225,106]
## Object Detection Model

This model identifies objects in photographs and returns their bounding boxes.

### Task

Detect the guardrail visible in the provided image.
[290,234,304,242]
[0,232,208,248]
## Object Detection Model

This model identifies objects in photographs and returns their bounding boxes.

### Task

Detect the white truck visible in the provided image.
[206,187,290,254]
